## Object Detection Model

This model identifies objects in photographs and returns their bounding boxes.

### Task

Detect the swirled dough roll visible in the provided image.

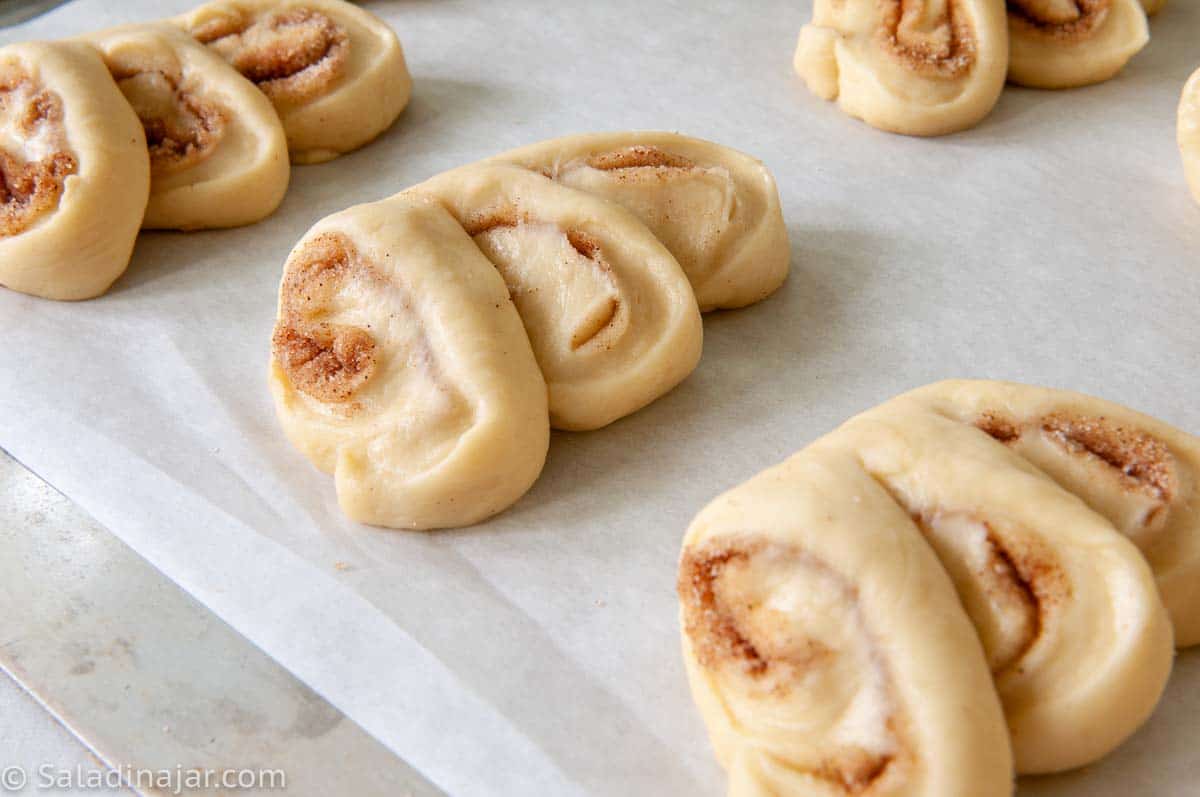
[679,445,1013,797]
[908,379,1200,647]
[793,0,1009,136]
[411,164,703,431]
[268,194,549,530]
[1181,67,1200,207]
[835,399,1173,773]
[491,132,789,311]
[0,41,149,301]
[1007,0,1149,89]
[86,24,289,230]
[176,0,411,164]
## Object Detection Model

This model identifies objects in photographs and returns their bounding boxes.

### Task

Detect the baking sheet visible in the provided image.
[2,1,1199,794]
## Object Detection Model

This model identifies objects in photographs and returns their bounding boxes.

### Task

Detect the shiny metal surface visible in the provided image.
[0,449,444,796]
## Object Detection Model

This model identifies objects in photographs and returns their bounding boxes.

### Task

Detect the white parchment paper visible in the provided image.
[2,1,1199,794]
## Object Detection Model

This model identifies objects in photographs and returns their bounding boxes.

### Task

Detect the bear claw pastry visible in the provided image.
[1006,0,1149,89]
[492,132,789,311]
[679,445,1014,797]
[87,24,289,230]
[268,194,549,530]
[681,380,1190,790]
[0,40,149,300]
[793,0,1010,136]
[176,0,412,163]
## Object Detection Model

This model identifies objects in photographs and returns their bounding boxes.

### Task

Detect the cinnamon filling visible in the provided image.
[917,512,1067,673]
[114,69,226,176]
[196,7,350,105]
[272,232,379,404]
[1042,412,1173,499]
[679,539,898,794]
[0,71,77,237]
[1007,0,1110,39]
[585,145,695,172]
[978,411,1174,501]
[880,0,977,78]
[466,212,622,351]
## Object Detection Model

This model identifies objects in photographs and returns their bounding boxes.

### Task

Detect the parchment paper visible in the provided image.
[2,1,1199,794]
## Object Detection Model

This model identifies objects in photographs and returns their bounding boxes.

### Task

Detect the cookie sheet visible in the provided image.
[2,1,1198,794]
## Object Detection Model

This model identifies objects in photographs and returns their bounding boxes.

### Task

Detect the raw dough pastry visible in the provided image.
[908,379,1200,646]
[87,24,289,230]
[0,40,149,301]
[1181,67,1200,208]
[679,445,1013,797]
[836,396,1173,774]
[268,194,549,530]
[1007,0,1149,89]
[411,164,704,431]
[176,0,411,164]
[492,132,789,311]
[793,0,1009,136]
[681,379,1182,782]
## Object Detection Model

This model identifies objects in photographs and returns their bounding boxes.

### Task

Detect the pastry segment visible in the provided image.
[177,0,411,163]
[492,132,789,311]
[1006,0,1149,88]
[679,447,1013,797]
[0,41,149,300]
[793,0,1010,136]
[410,164,704,431]
[87,24,289,230]
[268,195,549,530]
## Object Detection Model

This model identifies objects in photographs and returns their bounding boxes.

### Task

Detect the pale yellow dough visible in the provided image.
[1007,0,1149,89]
[491,132,790,311]
[268,194,549,530]
[1181,67,1200,207]
[908,380,1200,647]
[836,394,1173,774]
[679,445,1013,797]
[410,164,704,432]
[0,41,149,301]
[793,0,1009,136]
[682,379,1186,784]
[86,24,289,230]
[176,0,411,164]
